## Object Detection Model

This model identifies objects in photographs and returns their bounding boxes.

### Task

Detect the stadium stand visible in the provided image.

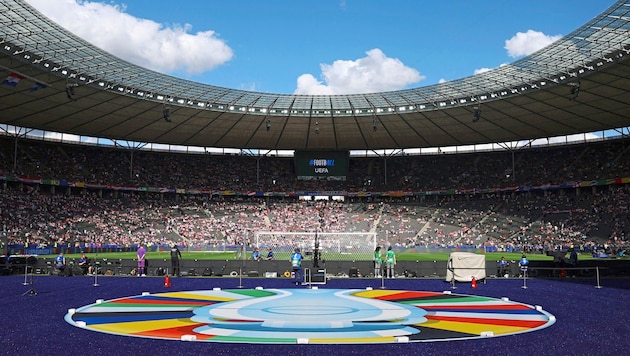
[1,136,628,258]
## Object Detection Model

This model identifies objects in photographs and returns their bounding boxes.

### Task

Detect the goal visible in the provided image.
[253,231,377,261]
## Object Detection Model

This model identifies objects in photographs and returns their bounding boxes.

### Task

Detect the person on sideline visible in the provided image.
[251,247,261,261]
[290,247,303,285]
[54,252,66,275]
[170,244,182,276]
[265,248,275,260]
[497,256,509,277]
[78,253,89,275]
[385,246,396,278]
[374,246,383,278]
[137,243,147,276]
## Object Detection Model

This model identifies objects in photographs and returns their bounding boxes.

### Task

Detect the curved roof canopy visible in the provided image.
[1,0,629,151]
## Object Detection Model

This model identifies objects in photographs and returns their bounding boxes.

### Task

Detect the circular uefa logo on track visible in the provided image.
[65,288,555,344]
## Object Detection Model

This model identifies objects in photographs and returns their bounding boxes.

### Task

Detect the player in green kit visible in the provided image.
[385,246,396,278]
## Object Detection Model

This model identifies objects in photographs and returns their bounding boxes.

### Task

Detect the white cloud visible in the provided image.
[25,0,233,75]
[504,30,562,58]
[238,82,258,92]
[473,67,492,75]
[295,74,336,95]
[294,48,424,95]
[473,63,507,76]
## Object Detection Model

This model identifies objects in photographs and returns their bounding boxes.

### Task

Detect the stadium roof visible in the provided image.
[1,0,629,151]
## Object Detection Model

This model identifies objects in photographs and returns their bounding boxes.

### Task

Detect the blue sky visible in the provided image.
[26,0,612,95]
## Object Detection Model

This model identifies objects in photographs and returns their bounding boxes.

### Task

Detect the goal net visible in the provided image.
[253,231,377,261]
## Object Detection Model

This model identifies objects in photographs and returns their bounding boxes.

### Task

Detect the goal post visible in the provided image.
[253,231,377,261]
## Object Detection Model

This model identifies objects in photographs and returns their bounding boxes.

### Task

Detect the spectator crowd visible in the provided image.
[0,136,628,256]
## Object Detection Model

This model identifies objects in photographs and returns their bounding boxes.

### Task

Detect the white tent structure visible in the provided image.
[445,252,486,282]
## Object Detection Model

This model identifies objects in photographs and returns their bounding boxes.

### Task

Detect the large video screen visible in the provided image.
[294,151,349,180]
